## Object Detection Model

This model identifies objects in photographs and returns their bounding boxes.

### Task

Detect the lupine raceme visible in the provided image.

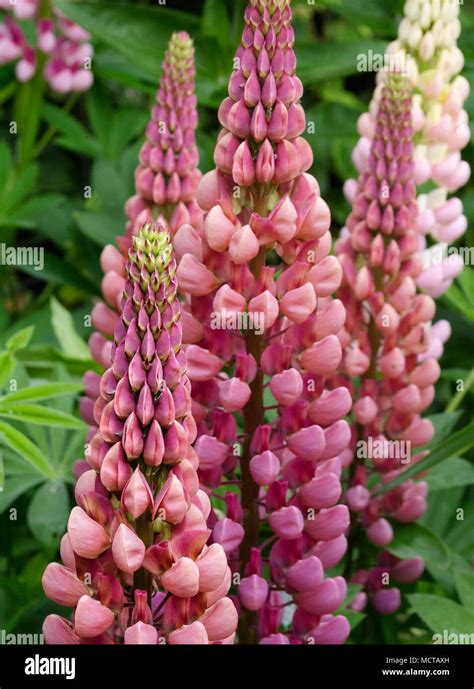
[335,73,440,616]
[82,31,202,439]
[0,0,93,91]
[175,0,351,644]
[347,0,470,298]
[42,226,237,644]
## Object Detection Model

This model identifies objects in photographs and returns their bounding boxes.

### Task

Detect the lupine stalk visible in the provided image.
[0,0,93,91]
[336,73,441,615]
[347,0,470,298]
[175,0,351,644]
[42,226,236,644]
[82,32,202,439]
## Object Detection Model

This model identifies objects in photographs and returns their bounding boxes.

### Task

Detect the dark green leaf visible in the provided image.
[408,594,474,637]
[387,523,450,568]
[373,422,474,496]
[27,481,70,549]
[0,422,56,478]
[42,103,100,158]
[455,569,474,611]
[427,458,474,491]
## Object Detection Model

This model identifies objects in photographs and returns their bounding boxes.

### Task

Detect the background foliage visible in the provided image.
[0,0,473,642]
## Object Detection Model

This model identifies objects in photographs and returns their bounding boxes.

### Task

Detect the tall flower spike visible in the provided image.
[81,31,203,439]
[336,73,438,617]
[347,0,470,298]
[43,225,236,645]
[176,0,351,644]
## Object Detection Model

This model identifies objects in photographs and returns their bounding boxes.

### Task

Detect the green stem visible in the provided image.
[32,92,80,159]
[14,0,52,170]
[445,368,474,413]
[238,230,267,645]
[133,512,153,605]
[132,464,169,606]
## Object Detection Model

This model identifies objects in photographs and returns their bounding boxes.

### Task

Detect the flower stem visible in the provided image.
[238,238,267,644]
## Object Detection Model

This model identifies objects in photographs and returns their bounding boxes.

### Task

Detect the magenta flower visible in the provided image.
[335,73,440,613]
[0,2,93,91]
[82,31,203,438]
[43,226,236,644]
[174,0,351,644]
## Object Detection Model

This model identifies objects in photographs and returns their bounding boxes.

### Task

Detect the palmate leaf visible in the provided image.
[0,382,82,405]
[0,404,85,429]
[0,422,56,479]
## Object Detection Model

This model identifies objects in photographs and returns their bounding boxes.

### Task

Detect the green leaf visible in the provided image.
[0,474,43,514]
[408,594,474,637]
[106,110,149,160]
[296,39,389,86]
[341,610,366,632]
[0,422,56,478]
[387,523,450,568]
[202,0,232,50]
[373,422,474,496]
[0,140,12,201]
[421,487,465,539]
[423,411,462,449]
[0,404,85,429]
[92,158,130,211]
[0,382,82,405]
[42,103,100,158]
[457,267,474,308]
[0,448,4,492]
[50,298,91,361]
[317,0,398,33]
[74,210,123,247]
[455,569,474,611]
[27,481,70,549]
[5,194,64,229]
[0,352,15,388]
[427,458,474,491]
[55,2,200,82]
[6,326,34,353]
[445,500,474,559]
[442,282,474,322]
[18,253,97,293]
[85,86,113,151]
[0,164,37,215]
